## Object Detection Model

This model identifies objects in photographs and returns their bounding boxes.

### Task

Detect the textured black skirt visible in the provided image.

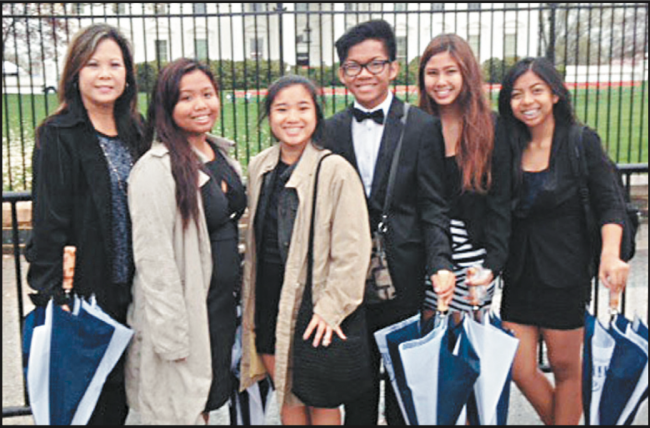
[254,260,285,355]
[500,254,591,330]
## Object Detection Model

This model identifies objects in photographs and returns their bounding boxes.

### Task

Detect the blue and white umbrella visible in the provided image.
[374,312,481,425]
[583,310,648,425]
[229,305,274,425]
[463,311,519,425]
[373,313,422,424]
[25,295,133,425]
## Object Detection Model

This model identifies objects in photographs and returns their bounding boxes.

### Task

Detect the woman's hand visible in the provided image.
[465,267,494,287]
[431,269,456,309]
[303,313,347,348]
[599,253,629,294]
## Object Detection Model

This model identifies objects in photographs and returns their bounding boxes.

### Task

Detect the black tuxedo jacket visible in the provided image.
[324,97,452,314]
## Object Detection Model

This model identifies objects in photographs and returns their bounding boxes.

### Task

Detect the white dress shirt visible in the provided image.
[352,91,394,197]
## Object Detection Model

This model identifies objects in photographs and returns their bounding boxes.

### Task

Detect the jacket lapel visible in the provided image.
[369,97,405,202]
[76,124,113,266]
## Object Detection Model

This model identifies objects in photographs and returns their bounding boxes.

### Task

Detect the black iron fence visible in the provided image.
[2,3,649,418]
[3,2,649,191]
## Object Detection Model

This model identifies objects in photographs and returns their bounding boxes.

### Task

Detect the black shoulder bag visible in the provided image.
[568,125,639,276]
[292,153,373,409]
[365,103,411,305]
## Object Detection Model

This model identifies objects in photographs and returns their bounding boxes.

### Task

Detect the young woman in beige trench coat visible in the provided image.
[239,75,372,425]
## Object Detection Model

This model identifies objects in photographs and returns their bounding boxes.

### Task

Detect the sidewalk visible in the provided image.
[2,223,648,425]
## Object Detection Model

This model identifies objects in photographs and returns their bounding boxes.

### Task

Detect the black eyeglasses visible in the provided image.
[341,60,391,77]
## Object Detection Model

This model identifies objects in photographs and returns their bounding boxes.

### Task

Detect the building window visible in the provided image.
[505,3,518,9]
[504,34,516,58]
[396,36,407,59]
[467,35,480,58]
[345,3,356,12]
[154,4,168,15]
[468,3,481,11]
[431,4,444,11]
[193,3,207,14]
[295,3,309,12]
[195,39,208,61]
[249,3,266,12]
[250,37,264,59]
[395,3,407,12]
[155,40,168,63]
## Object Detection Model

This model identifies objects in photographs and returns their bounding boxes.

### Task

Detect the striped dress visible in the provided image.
[423,219,497,313]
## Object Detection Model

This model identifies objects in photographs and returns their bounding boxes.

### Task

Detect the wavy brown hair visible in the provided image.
[37,23,144,156]
[418,34,494,193]
[146,58,219,229]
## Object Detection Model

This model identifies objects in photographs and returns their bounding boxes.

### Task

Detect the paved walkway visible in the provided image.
[3,223,648,425]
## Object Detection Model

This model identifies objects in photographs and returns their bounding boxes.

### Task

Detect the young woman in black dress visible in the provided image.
[498,57,629,425]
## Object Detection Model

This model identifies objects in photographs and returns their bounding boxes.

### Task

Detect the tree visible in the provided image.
[2,3,68,71]
[540,3,648,66]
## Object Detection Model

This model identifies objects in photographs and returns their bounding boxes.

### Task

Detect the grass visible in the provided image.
[3,85,648,191]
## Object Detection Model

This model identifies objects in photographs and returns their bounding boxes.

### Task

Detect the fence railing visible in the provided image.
[3,2,649,192]
[2,162,648,417]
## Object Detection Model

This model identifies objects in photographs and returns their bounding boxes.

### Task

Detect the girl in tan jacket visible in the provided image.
[239,75,372,424]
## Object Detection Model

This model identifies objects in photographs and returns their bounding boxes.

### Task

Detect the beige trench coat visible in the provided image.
[125,136,241,424]
[239,142,372,408]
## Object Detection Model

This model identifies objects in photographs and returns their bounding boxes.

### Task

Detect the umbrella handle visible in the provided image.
[609,289,620,316]
[62,245,76,293]
[437,297,449,313]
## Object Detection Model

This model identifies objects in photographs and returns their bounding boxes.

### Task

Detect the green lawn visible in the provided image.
[3,86,648,191]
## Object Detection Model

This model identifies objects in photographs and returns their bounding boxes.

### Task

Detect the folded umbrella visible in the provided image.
[24,246,134,425]
[583,292,648,426]
[373,313,422,424]
[399,314,480,425]
[229,305,274,425]
[463,310,519,425]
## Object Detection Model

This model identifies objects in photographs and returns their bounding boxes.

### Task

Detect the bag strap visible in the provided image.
[305,153,335,294]
[569,124,600,265]
[378,102,410,233]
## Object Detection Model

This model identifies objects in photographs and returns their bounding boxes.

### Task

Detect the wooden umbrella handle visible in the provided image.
[62,246,76,292]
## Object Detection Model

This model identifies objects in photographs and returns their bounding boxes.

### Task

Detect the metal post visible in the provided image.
[547,2,557,65]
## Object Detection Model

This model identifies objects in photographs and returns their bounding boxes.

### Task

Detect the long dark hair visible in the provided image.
[418,34,494,193]
[146,58,220,229]
[36,23,144,156]
[260,74,325,147]
[498,57,576,145]
[498,57,576,189]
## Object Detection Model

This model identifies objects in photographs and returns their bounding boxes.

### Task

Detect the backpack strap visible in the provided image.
[569,124,600,269]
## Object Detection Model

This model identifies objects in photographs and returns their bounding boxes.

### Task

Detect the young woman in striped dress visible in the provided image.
[417,34,511,319]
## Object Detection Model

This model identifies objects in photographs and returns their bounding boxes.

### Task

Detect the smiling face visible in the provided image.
[424,51,464,109]
[338,39,399,110]
[269,84,317,151]
[510,70,559,131]
[172,70,220,137]
[78,38,126,110]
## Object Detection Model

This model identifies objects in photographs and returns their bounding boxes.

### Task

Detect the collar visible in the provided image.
[353,91,394,117]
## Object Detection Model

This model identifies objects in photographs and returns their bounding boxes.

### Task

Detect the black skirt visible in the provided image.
[500,252,590,330]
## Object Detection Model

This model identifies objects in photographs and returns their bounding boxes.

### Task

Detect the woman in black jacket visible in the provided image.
[498,57,629,425]
[25,23,145,425]
[417,34,511,319]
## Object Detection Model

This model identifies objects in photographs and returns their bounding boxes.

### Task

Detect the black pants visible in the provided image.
[343,303,415,425]
[87,354,128,425]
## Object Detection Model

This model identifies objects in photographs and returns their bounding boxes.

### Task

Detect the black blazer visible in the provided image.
[324,97,453,314]
[25,106,133,323]
[441,115,512,275]
[504,125,626,290]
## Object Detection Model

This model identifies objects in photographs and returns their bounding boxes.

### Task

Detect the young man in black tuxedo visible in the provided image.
[324,20,455,425]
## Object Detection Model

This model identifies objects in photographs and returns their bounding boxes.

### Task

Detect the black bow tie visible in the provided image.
[352,107,385,125]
